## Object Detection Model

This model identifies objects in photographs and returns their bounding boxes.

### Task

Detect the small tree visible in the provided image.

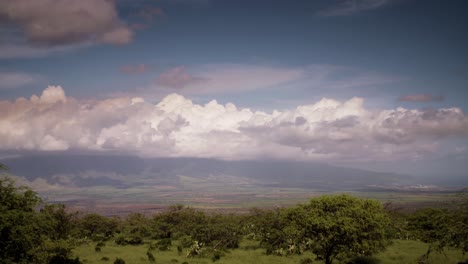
[286,194,389,264]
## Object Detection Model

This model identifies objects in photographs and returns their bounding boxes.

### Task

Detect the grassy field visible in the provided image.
[74,239,466,264]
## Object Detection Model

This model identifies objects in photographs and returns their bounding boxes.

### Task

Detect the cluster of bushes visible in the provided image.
[1,169,467,264]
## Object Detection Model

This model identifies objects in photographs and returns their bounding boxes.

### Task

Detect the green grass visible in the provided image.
[376,240,466,264]
[74,239,466,264]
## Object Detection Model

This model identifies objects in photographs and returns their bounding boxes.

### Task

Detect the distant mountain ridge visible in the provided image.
[3,154,415,190]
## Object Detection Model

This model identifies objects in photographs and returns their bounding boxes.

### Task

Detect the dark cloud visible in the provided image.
[0,0,133,46]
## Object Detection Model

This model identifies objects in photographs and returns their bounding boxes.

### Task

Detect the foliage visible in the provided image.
[114,233,143,245]
[408,208,449,244]
[152,204,207,239]
[448,191,468,253]
[246,207,305,256]
[147,251,155,263]
[0,176,43,263]
[78,213,118,241]
[113,257,125,264]
[407,192,468,261]
[284,194,389,264]
[382,202,411,240]
[190,213,242,249]
[346,256,380,264]
[156,238,172,251]
[39,204,78,241]
[122,213,152,238]
[31,239,82,264]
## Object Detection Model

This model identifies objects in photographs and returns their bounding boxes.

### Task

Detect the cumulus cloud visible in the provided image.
[318,0,391,17]
[0,86,467,162]
[0,0,133,46]
[399,94,444,102]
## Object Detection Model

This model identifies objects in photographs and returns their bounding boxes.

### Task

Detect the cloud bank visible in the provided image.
[1,86,467,162]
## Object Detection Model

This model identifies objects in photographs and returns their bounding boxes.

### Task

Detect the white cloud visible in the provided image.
[0,86,467,162]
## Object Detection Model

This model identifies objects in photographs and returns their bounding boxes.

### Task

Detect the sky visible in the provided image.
[0,0,467,176]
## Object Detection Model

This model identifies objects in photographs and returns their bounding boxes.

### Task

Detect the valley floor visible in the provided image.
[74,239,466,264]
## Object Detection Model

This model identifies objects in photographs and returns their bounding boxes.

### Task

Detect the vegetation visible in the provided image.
[1,162,467,264]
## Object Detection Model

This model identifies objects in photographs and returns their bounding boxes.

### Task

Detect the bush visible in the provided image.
[114,235,127,246]
[346,256,380,264]
[128,236,143,245]
[96,242,106,247]
[147,251,155,263]
[114,257,125,264]
[114,234,142,245]
[48,255,82,264]
[211,252,222,262]
[156,238,172,251]
[177,245,183,255]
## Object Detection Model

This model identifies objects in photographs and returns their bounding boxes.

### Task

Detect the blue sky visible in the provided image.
[0,0,467,176]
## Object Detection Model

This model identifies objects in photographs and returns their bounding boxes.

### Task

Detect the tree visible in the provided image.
[39,204,78,241]
[245,208,304,255]
[0,173,43,263]
[286,194,389,264]
[408,191,468,260]
[447,191,468,254]
[78,213,119,241]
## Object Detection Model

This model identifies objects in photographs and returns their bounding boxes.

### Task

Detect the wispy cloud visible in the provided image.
[120,64,151,74]
[0,72,43,90]
[157,66,207,89]
[399,94,444,102]
[317,0,391,17]
[153,64,304,94]
[137,7,165,21]
[0,43,91,59]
